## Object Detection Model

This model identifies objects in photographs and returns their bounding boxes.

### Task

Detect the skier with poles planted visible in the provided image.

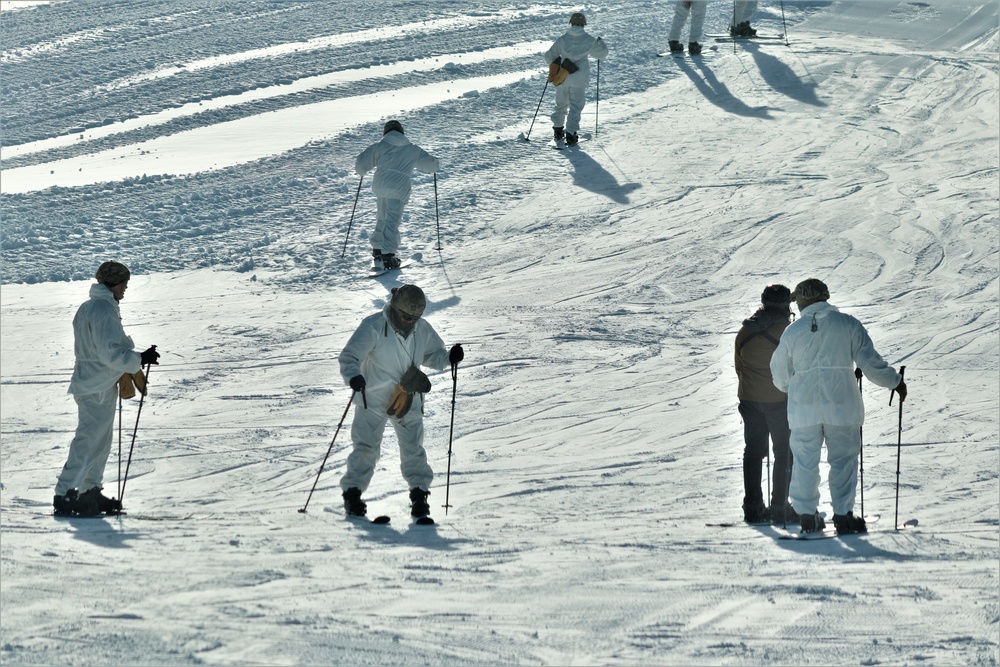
[544,12,608,146]
[769,278,907,535]
[53,261,159,517]
[734,284,795,524]
[338,285,463,524]
[354,120,439,271]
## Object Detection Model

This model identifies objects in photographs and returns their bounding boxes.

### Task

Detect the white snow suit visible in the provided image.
[544,26,608,135]
[668,0,708,43]
[338,304,449,493]
[354,131,439,255]
[56,283,142,495]
[769,301,902,515]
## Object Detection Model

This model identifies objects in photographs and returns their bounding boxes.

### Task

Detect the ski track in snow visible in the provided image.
[1,1,999,665]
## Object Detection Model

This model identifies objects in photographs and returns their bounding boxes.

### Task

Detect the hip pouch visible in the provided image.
[118,370,147,400]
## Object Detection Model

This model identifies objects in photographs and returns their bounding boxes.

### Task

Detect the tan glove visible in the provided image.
[118,369,147,399]
[551,67,569,86]
[386,366,432,417]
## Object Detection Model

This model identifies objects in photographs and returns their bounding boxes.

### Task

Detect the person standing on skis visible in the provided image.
[355,120,439,271]
[770,278,907,535]
[53,261,160,517]
[666,1,708,55]
[338,285,463,522]
[735,284,795,524]
[544,12,608,146]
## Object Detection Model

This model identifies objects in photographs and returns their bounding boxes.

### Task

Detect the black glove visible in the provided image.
[140,345,159,366]
[449,344,464,365]
[894,379,907,404]
[349,375,366,392]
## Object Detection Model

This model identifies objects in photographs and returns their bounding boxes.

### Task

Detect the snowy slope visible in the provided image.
[1,1,998,665]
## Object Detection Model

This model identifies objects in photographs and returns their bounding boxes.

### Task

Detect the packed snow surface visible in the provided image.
[1,0,998,665]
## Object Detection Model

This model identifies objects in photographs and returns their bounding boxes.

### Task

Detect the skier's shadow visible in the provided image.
[674,56,775,118]
[743,41,826,107]
[61,516,141,549]
[561,147,641,204]
[353,520,476,551]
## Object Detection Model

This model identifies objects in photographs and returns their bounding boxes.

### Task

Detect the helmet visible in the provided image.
[383,119,404,135]
[95,261,131,286]
[793,278,830,301]
[392,284,426,318]
[761,284,792,308]
[569,12,586,26]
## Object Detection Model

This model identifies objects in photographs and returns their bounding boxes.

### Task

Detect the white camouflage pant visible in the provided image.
[56,385,117,495]
[551,85,588,135]
[340,399,432,493]
[371,195,409,254]
[788,423,862,516]
[668,0,708,42]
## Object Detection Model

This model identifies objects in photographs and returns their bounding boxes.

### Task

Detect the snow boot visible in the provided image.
[742,500,769,523]
[769,501,797,524]
[553,126,565,142]
[342,487,367,517]
[80,486,122,515]
[565,132,579,146]
[687,41,702,55]
[53,488,99,517]
[799,511,826,533]
[409,487,430,518]
[381,253,401,270]
[668,40,684,53]
[833,512,867,535]
[736,21,756,37]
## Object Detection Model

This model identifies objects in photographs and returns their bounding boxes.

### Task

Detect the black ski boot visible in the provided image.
[687,41,702,55]
[799,511,826,533]
[833,512,867,535]
[381,253,401,270]
[769,501,797,524]
[742,499,769,523]
[736,21,756,37]
[565,132,579,146]
[668,40,684,53]
[80,486,122,515]
[53,488,99,517]
[409,487,430,518]
[553,126,565,142]
[342,487,367,517]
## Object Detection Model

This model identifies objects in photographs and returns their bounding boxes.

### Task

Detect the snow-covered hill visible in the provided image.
[2,1,998,665]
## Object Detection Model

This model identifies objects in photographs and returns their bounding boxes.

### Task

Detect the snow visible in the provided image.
[1,0,998,665]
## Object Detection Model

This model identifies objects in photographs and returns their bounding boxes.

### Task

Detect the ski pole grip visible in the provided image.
[890,365,906,405]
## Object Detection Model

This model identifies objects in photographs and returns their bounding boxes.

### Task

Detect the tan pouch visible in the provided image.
[118,369,147,399]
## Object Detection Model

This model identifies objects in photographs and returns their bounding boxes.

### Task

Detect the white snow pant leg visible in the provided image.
[825,424,862,515]
[340,404,387,492]
[551,85,587,134]
[389,402,433,491]
[667,1,691,41]
[550,84,570,129]
[788,424,823,515]
[371,196,408,254]
[733,0,758,25]
[56,385,117,495]
[689,1,708,42]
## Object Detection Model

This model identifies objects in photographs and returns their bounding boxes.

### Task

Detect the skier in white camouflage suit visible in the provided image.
[666,1,708,55]
[544,12,608,146]
[54,261,160,517]
[770,278,907,535]
[355,120,439,271]
[338,285,463,521]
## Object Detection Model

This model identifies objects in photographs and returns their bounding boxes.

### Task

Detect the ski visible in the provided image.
[368,263,410,278]
[52,511,194,521]
[705,521,771,528]
[707,33,784,40]
[778,528,838,541]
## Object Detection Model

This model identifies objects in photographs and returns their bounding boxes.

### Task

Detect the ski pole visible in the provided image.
[856,367,864,517]
[341,175,364,258]
[892,366,906,529]
[595,59,600,137]
[524,79,549,142]
[765,449,771,513]
[442,358,459,514]
[299,390,357,514]
[117,394,123,503]
[433,173,442,251]
[780,0,789,46]
[119,363,152,510]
